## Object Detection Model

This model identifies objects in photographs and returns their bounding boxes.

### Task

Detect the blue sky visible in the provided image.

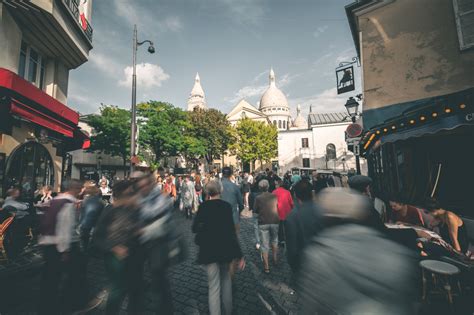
[68,0,361,118]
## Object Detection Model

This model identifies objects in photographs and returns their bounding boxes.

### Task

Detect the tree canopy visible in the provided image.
[87,105,131,166]
[230,118,278,166]
[187,108,234,164]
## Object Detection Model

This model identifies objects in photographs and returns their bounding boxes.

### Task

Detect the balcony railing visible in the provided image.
[62,0,93,43]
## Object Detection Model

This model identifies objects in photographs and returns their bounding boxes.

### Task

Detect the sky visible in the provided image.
[68,0,361,118]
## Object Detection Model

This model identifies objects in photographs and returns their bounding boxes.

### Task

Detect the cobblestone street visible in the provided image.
[1,210,299,314]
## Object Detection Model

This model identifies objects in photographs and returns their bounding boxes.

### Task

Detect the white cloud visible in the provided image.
[162,16,182,32]
[220,0,265,26]
[89,52,122,76]
[119,63,170,89]
[313,25,329,38]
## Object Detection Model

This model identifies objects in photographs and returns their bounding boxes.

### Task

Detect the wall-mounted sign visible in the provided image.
[336,65,355,94]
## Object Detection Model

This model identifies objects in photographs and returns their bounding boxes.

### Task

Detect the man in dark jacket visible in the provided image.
[285,179,323,273]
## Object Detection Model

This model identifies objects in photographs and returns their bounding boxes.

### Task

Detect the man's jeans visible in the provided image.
[207,263,232,315]
[253,213,260,245]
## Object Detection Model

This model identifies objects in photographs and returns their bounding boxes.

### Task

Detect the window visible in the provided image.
[273,120,277,126]
[453,0,474,50]
[18,41,46,89]
[283,120,286,129]
[326,143,336,160]
[301,138,309,148]
[302,158,310,168]
[278,120,282,129]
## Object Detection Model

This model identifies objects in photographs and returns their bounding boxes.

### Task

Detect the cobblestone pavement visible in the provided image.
[0,209,299,314]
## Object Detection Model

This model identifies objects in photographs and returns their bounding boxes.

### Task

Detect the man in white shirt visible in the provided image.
[38,179,85,315]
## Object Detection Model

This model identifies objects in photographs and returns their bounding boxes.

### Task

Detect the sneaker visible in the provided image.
[256,243,260,250]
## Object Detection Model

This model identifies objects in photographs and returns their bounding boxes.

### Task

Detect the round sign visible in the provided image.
[346,123,363,138]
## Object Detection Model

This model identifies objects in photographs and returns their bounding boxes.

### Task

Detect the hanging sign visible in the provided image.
[336,65,355,94]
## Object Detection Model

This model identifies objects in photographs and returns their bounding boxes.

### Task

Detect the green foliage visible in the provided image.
[230,118,278,164]
[137,101,189,162]
[187,108,234,163]
[87,105,131,165]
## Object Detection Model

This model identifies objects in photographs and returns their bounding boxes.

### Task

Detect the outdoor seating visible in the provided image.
[420,259,461,305]
[0,214,15,262]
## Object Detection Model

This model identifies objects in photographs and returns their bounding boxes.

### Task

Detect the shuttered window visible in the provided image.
[453,0,474,50]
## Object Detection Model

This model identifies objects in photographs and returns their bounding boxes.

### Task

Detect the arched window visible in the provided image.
[283,120,286,129]
[273,120,277,126]
[326,143,337,160]
[5,141,54,200]
[278,120,282,129]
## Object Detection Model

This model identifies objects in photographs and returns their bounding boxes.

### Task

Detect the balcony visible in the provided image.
[3,0,93,69]
[63,0,93,43]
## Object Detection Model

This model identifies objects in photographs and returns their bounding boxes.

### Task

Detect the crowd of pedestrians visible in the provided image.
[0,165,471,314]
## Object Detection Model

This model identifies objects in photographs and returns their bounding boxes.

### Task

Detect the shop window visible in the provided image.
[301,138,309,148]
[5,141,54,201]
[326,143,336,160]
[453,0,474,50]
[302,158,310,168]
[18,41,46,89]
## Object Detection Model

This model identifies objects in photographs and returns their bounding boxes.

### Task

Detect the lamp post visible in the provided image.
[130,24,155,175]
[344,96,361,175]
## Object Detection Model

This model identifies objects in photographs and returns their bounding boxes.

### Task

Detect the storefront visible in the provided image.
[361,88,474,215]
[0,68,89,200]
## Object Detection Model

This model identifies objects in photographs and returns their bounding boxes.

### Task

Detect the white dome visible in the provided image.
[292,104,307,129]
[259,68,289,110]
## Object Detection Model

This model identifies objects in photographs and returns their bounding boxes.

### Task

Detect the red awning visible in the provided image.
[0,68,79,137]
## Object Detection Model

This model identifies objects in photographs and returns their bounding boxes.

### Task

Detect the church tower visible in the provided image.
[187,73,207,111]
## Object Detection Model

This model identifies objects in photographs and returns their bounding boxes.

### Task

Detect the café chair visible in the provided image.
[0,215,15,262]
[420,259,461,305]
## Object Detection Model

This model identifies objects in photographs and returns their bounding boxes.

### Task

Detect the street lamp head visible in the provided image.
[147,43,155,54]
[344,96,359,119]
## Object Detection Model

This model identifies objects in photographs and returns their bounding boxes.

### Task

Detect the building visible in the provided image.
[187,72,207,111]
[278,110,366,176]
[0,0,93,199]
[346,0,474,212]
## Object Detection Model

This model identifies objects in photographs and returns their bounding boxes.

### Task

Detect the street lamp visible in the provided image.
[344,96,360,123]
[130,24,155,175]
[344,96,362,175]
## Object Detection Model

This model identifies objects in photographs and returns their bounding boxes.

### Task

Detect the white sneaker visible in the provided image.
[256,243,260,250]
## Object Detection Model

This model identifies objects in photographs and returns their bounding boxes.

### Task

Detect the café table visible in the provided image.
[419,259,461,305]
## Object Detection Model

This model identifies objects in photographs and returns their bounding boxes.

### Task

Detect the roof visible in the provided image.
[308,112,349,125]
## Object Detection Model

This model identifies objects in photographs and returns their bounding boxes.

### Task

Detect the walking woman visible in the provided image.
[242,173,251,209]
[192,180,245,315]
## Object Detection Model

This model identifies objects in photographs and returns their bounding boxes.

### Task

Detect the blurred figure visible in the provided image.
[299,188,418,314]
[38,179,87,315]
[389,195,424,226]
[192,180,245,315]
[285,179,322,273]
[35,185,53,208]
[254,179,279,273]
[94,180,142,314]
[79,184,104,252]
[221,167,244,233]
[163,176,177,201]
[156,176,164,191]
[100,180,111,196]
[134,172,177,314]
[195,174,203,203]
[425,198,469,254]
[241,172,251,209]
[181,175,196,219]
[3,188,29,218]
[272,178,293,246]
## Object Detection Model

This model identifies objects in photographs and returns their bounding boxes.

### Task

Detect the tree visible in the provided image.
[230,118,278,170]
[187,108,234,165]
[137,101,188,164]
[86,105,131,169]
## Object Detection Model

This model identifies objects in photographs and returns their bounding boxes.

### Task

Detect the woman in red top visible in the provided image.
[389,196,424,226]
[272,178,294,246]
